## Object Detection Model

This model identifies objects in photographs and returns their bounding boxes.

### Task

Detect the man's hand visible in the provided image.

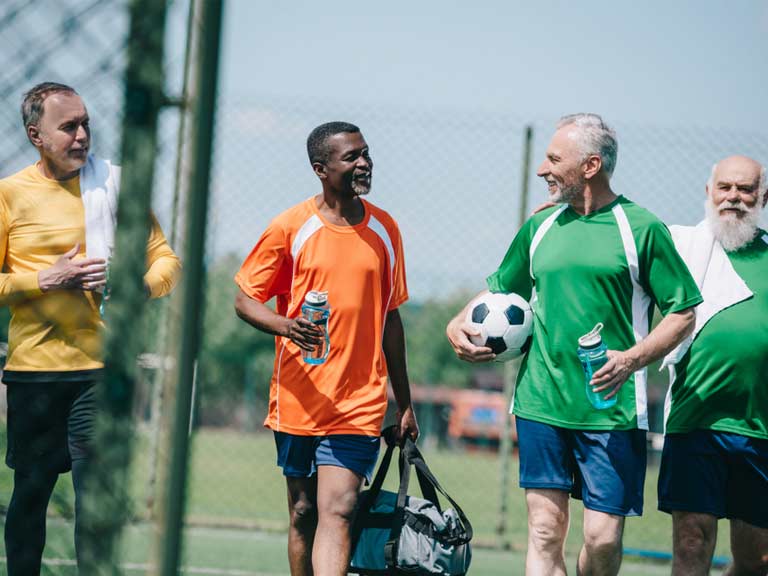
[396,405,419,443]
[282,317,323,352]
[590,350,639,399]
[38,244,107,292]
[531,201,556,215]
[446,315,495,363]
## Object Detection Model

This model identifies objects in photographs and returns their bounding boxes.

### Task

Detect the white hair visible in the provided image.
[706,160,767,199]
[557,113,618,179]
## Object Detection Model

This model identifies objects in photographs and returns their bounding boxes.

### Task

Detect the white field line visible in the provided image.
[0,558,284,576]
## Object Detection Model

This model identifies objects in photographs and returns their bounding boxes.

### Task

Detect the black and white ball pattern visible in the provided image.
[465,292,533,362]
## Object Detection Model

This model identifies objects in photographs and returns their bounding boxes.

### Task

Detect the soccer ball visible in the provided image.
[465,292,533,362]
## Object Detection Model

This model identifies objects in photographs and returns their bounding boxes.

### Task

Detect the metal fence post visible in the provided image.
[496,125,533,549]
[153,1,225,574]
[79,0,168,573]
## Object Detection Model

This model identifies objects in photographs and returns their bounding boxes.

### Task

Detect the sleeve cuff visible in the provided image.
[15,271,43,297]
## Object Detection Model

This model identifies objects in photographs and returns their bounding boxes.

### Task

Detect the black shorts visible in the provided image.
[5,380,96,473]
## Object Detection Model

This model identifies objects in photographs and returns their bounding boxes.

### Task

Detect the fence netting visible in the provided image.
[2,0,767,572]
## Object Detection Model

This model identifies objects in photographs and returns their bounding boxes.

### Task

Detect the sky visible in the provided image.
[219,1,768,130]
[202,1,768,298]
[2,1,767,300]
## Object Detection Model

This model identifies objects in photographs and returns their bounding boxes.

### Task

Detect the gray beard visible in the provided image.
[705,198,760,252]
[351,180,371,196]
[549,181,582,204]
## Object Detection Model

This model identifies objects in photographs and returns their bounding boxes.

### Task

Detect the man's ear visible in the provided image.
[583,154,602,180]
[312,161,326,180]
[27,125,42,147]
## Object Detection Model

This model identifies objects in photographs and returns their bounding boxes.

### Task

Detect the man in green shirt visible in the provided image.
[658,155,768,576]
[447,114,701,576]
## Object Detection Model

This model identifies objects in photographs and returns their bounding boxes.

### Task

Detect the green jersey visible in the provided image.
[487,196,702,430]
[666,232,768,439]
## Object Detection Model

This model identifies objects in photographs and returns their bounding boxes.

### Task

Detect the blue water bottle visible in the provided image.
[301,290,330,365]
[577,322,616,409]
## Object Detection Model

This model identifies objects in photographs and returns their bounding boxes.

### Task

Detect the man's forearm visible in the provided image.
[625,308,696,370]
[382,309,412,412]
[234,290,289,337]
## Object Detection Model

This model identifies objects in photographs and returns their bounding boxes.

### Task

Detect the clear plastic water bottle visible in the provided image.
[577,322,616,409]
[301,290,330,365]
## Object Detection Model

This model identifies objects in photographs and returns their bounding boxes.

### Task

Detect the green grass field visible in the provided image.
[0,427,731,574]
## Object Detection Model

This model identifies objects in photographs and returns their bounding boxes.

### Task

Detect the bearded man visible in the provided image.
[659,155,768,576]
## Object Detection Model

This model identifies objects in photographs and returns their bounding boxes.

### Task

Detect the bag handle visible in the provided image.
[349,426,397,556]
[383,436,474,567]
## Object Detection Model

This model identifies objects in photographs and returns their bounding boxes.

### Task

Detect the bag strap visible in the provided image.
[403,438,474,544]
[349,426,396,556]
[383,438,412,569]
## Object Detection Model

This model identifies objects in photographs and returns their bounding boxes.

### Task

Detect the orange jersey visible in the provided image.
[235,197,408,436]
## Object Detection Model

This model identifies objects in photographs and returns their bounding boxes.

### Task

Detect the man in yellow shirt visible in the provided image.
[1,82,181,574]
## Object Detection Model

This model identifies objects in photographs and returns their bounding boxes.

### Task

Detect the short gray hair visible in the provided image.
[21,82,78,131]
[557,113,618,178]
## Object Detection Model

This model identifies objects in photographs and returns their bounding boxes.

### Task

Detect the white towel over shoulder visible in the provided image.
[80,155,120,262]
[661,220,752,369]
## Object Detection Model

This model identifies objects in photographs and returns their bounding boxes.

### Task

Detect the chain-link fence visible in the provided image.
[2,1,768,573]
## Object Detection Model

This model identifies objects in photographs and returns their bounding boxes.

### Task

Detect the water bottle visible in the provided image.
[301,290,330,365]
[577,322,616,409]
[99,258,111,317]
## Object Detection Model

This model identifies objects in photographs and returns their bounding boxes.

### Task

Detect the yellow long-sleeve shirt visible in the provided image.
[0,163,181,376]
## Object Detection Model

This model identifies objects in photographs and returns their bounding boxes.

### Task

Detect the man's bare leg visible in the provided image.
[577,508,624,576]
[525,488,570,576]
[724,519,768,576]
[286,476,318,576]
[671,511,718,576]
[312,465,364,576]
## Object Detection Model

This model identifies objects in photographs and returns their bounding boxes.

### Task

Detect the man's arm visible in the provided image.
[233,289,321,351]
[382,308,419,441]
[143,214,181,298]
[445,290,495,363]
[591,307,696,398]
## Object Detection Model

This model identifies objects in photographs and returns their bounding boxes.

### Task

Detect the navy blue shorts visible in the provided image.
[658,430,768,529]
[273,432,381,483]
[516,417,647,516]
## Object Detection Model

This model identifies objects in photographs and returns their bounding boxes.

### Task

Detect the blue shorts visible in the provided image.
[516,417,647,516]
[658,430,768,529]
[273,432,380,483]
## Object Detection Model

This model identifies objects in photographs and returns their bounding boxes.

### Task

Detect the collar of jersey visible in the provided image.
[566,194,624,220]
[309,196,371,233]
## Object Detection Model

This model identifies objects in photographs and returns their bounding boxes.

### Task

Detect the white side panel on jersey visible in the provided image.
[527,204,568,308]
[368,215,397,330]
[511,204,567,413]
[290,214,324,260]
[612,204,652,430]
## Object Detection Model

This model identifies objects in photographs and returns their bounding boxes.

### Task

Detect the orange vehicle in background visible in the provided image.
[447,388,516,449]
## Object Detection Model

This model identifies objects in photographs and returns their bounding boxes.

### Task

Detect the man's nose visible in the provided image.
[536,161,548,177]
[75,124,88,142]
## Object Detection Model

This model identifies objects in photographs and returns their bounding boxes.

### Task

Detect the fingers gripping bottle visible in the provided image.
[301,290,330,365]
[577,323,617,410]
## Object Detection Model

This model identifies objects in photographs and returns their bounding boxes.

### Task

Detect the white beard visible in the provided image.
[705,197,760,252]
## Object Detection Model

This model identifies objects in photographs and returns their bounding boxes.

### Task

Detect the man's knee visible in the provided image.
[528,506,568,552]
[289,497,317,529]
[583,525,622,558]
[321,488,359,524]
[674,514,717,561]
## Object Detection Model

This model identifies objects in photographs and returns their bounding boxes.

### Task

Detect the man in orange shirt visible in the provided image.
[235,121,419,576]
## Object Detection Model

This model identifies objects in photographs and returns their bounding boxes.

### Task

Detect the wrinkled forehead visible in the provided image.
[326,131,368,158]
[713,158,761,188]
[546,126,580,157]
[41,92,88,124]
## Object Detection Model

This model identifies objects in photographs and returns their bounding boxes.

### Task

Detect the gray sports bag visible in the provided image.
[349,428,473,575]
